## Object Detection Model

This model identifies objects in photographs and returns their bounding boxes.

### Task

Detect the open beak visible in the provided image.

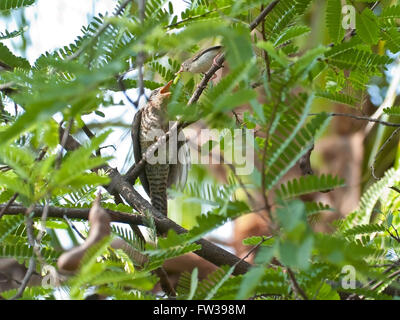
[175,65,183,75]
[160,80,173,97]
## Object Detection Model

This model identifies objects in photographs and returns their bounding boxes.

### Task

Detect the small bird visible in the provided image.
[176,45,223,75]
[131,80,189,216]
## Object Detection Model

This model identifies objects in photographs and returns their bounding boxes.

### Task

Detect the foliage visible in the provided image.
[0,0,399,300]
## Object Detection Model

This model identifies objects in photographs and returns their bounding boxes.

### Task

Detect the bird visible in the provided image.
[131,80,189,216]
[176,45,223,75]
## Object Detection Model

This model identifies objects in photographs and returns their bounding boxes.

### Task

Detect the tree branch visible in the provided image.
[0,201,252,275]
[286,267,308,300]
[309,112,400,127]
[249,0,280,30]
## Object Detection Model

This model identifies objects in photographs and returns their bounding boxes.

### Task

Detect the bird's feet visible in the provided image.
[212,53,224,69]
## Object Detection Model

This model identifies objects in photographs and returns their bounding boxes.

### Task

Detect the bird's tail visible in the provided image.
[151,189,168,216]
[146,163,169,216]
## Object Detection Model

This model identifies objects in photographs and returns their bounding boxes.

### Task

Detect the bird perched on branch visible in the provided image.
[131,80,189,216]
[176,45,223,76]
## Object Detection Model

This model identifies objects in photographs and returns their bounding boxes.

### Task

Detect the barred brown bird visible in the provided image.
[131,80,189,216]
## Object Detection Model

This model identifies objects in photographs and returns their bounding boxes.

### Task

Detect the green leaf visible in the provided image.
[304,201,333,216]
[347,168,400,226]
[380,5,400,20]
[222,25,253,68]
[0,0,35,11]
[342,223,386,237]
[357,9,379,45]
[381,28,400,54]
[383,106,400,116]
[0,42,30,69]
[214,89,257,112]
[0,28,24,40]
[188,268,198,300]
[327,48,391,71]
[276,174,345,199]
[326,0,345,44]
[274,25,311,47]
[235,266,265,299]
[315,91,359,107]
[279,235,314,270]
[0,215,25,243]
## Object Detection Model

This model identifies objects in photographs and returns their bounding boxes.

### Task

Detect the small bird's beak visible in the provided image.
[175,65,183,75]
[160,80,173,97]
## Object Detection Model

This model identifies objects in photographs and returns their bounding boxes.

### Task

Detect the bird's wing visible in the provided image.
[167,126,190,194]
[131,109,151,197]
[191,45,223,62]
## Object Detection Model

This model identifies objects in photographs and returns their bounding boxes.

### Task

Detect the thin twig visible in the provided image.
[309,112,400,127]
[63,214,87,241]
[81,123,101,157]
[261,100,281,225]
[347,260,399,300]
[165,6,230,29]
[371,1,380,11]
[0,199,252,275]
[0,193,19,220]
[260,4,271,82]
[10,257,35,300]
[118,75,140,109]
[11,206,36,300]
[155,267,176,298]
[286,267,308,300]
[249,0,280,30]
[369,269,400,292]
[390,186,400,194]
[56,119,73,169]
[240,236,271,263]
[371,127,400,180]
[365,58,400,135]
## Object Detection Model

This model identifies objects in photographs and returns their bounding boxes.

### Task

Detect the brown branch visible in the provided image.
[154,267,176,297]
[10,257,35,300]
[0,193,19,220]
[299,143,314,176]
[56,119,73,169]
[286,267,308,300]
[0,201,252,275]
[249,0,280,31]
[10,206,36,300]
[0,205,148,226]
[371,127,400,180]
[309,112,400,127]
[107,168,252,275]
[260,4,271,82]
